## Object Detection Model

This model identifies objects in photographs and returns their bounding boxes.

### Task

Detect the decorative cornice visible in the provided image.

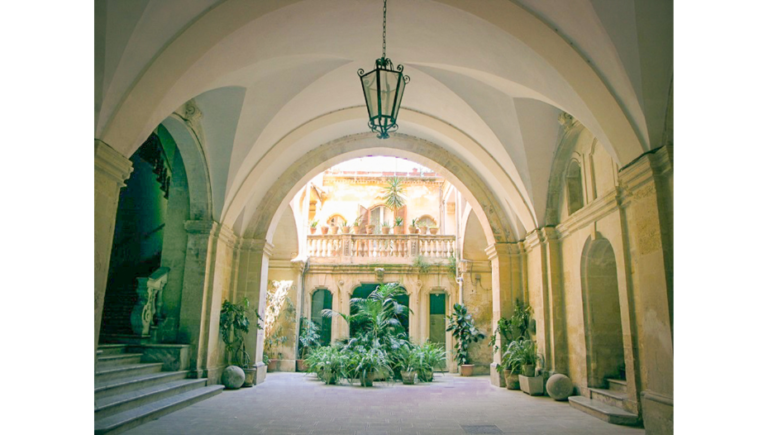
[558,112,582,132]
[174,99,203,125]
[523,227,560,251]
[641,390,673,406]
[95,140,133,186]
[556,191,620,239]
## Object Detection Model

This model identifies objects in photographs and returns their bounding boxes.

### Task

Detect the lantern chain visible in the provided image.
[382,0,387,60]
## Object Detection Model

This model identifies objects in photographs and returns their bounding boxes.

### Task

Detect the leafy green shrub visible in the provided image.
[219,297,262,368]
[446,303,485,366]
[297,317,321,359]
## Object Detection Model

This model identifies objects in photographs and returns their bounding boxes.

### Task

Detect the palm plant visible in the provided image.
[380,177,407,219]
[417,341,446,382]
[349,341,392,387]
[305,346,350,385]
[446,303,486,366]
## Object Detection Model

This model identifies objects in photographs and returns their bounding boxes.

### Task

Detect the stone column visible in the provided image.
[337,286,351,341]
[94,140,133,352]
[291,259,306,361]
[486,242,521,387]
[239,238,273,384]
[617,147,674,434]
[177,220,234,382]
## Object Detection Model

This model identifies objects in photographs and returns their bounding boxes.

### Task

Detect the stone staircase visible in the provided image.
[95,344,223,434]
[568,379,642,427]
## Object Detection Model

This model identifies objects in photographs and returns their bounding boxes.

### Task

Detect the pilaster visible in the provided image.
[486,242,522,387]
[94,140,133,351]
[618,149,674,432]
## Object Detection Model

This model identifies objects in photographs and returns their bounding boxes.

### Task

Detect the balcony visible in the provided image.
[307,234,455,265]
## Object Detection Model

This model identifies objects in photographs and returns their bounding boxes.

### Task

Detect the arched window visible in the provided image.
[566,160,585,215]
[327,214,346,227]
[416,215,437,228]
[311,289,333,346]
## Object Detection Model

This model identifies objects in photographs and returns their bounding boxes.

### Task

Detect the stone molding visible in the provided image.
[239,238,274,258]
[290,258,307,273]
[523,226,560,251]
[184,219,217,235]
[484,242,521,261]
[556,191,620,239]
[95,139,133,186]
[641,389,674,406]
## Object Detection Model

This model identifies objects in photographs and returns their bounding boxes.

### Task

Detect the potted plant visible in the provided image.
[408,218,419,234]
[393,216,404,234]
[366,223,376,234]
[400,345,421,385]
[350,343,392,387]
[263,288,295,373]
[306,346,349,385]
[381,221,391,235]
[352,216,363,234]
[297,317,321,372]
[417,341,445,382]
[340,220,351,234]
[418,222,428,234]
[309,220,318,234]
[516,340,545,395]
[428,225,438,235]
[446,303,486,376]
[500,340,523,390]
[320,225,329,235]
[379,176,406,232]
[329,223,339,234]
[219,297,263,388]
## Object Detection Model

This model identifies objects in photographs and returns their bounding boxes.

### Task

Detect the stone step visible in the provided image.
[97,354,143,368]
[97,345,128,356]
[590,387,628,410]
[95,378,209,419]
[569,396,641,427]
[94,384,224,435]
[95,371,191,401]
[95,363,164,384]
[607,378,627,393]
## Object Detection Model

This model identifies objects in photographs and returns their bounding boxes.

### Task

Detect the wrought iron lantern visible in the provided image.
[358,0,409,139]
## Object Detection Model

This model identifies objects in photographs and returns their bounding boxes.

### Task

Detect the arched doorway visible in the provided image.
[310,289,333,346]
[581,237,625,388]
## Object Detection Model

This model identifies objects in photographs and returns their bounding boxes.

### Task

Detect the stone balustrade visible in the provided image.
[307,234,455,263]
[130,267,169,337]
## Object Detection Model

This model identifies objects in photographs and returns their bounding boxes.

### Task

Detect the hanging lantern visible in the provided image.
[358,0,409,139]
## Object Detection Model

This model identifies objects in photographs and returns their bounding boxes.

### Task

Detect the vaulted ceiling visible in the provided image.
[95,0,672,239]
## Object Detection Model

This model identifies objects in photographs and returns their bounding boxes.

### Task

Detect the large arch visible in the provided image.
[235,132,518,249]
[98,0,645,169]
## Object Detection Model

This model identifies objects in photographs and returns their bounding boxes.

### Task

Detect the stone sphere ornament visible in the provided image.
[546,373,573,400]
[221,365,245,389]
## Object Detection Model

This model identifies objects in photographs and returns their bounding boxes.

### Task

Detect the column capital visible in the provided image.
[240,238,274,258]
[290,258,307,273]
[95,139,133,186]
[523,227,560,250]
[484,242,521,261]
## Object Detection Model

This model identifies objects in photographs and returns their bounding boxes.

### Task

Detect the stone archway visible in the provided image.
[581,236,625,388]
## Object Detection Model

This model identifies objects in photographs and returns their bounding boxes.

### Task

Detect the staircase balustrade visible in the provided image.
[130,267,169,338]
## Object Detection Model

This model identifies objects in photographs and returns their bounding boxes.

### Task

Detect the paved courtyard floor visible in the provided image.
[124,372,646,435]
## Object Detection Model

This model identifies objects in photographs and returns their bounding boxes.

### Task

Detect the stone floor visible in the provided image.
[124,372,646,435]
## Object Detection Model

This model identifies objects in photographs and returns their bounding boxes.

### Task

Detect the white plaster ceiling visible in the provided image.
[95,0,672,237]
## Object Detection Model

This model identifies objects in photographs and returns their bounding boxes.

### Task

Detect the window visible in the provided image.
[566,160,585,214]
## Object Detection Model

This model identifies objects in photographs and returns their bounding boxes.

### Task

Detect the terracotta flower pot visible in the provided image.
[419,226,428,234]
[366,225,375,234]
[310,227,317,234]
[381,227,391,235]
[296,359,309,372]
[341,227,351,234]
[352,226,360,234]
[329,226,339,234]
[460,364,474,377]
[408,227,418,234]
[267,358,278,372]
[429,227,438,235]
[320,226,329,235]
[394,226,404,235]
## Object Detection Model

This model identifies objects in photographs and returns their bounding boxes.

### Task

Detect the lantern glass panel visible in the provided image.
[361,70,378,118]
[380,69,400,118]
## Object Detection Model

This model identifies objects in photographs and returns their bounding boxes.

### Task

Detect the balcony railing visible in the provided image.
[307,234,455,262]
